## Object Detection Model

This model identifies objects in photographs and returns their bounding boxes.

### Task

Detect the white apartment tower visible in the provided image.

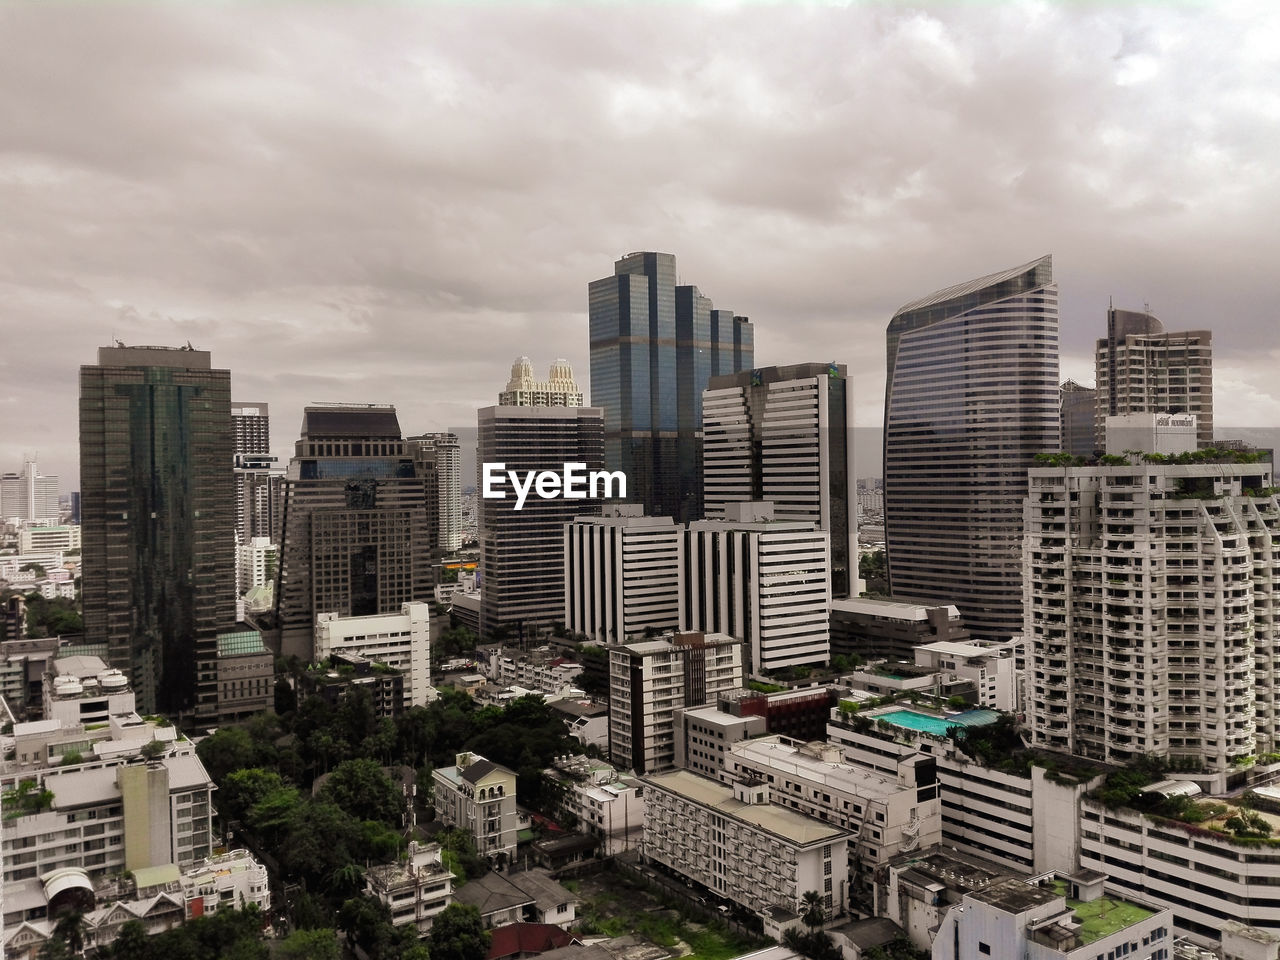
[564,507,683,645]
[1024,453,1280,769]
[609,631,744,775]
[684,502,831,673]
[1,459,59,522]
[499,357,584,408]
[315,601,433,707]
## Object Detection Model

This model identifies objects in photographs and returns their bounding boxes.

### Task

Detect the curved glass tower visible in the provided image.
[883,255,1059,639]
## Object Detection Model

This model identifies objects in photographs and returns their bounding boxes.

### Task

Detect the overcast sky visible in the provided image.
[3,1,1278,487]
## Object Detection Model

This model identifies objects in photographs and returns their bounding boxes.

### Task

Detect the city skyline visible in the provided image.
[4,3,1280,485]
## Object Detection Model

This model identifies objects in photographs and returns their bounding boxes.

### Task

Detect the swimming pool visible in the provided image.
[875,709,958,736]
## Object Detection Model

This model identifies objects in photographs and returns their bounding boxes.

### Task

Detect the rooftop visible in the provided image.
[730,736,913,801]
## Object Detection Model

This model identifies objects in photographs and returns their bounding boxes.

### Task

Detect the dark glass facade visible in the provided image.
[883,256,1059,639]
[589,252,753,523]
[79,345,236,719]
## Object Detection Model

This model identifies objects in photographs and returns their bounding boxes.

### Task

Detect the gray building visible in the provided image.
[883,256,1059,639]
[231,402,282,544]
[829,597,969,662]
[588,251,753,523]
[1059,379,1096,459]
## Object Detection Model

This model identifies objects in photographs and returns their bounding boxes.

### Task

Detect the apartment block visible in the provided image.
[1024,456,1280,769]
[643,769,852,921]
[366,841,455,936]
[685,503,831,673]
[485,647,582,696]
[315,601,433,707]
[675,704,766,782]
[434,751,519,861]
[546,755,646,856]
[608,631,744,775]
[564,508,684,645]
[237,536,278,594]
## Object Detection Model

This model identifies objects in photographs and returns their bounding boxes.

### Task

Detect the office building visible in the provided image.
[409,432,463,554]
[477,400,604,640]
[231,402,282,543]
[884,255,1059,639]
[589,251,753,523]
[79,344,236,720]
[275,404,436,661]
[315,602,433,707]
[642,769,852,924]
[1024,453,1280,770]
[1059,379,1096,458]
[608,631,743,774]
[685,503,831,673]
[433,751,519,861]
[1,460,59,522]
[674,704,766,781]
[829,597,970,662]
[1095,306,1213,449]
[564,506,683,645]
[17,524,80,554]
[703,362,857,597]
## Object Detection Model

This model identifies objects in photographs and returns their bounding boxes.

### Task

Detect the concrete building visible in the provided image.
[315,601,433,707]
[499,357,584,408]
[298,652,407,719]
[703,362,858,598]
[486,647,581,697]
[434,751,519,861]
[1060,380,1097,459]
[17,524,80,554]
[727,735,942,905]
[675,704,766,782]
[236,536,278,594]
[884,255,1059,639]
[643,769,852,922]
[718,686,838,744]
[1,460,59,522]
[1024,454,1280,769]
[589,251,754,524]
[685,503,831,673]
[934,874,1171,960]
[608,631,744,774]
[1105,412,1201,458]
[564,507,683,645]
[80,344,236,721]
[231,402,282,543]
[1095,307,1213,449]
[275,404,437,661]
[548,698,609,751]
[830,598,970,663]
[912,639,1023,713]
[408,432,463,554]
[478,400,604,640]
[213,628,275,723]
[547,756,646,856]
[365,841,455,935]
[180,848,272,917]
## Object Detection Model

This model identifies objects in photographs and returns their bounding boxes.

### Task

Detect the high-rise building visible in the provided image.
[1059,379,1097,459]
[684,502,830,673]
[884,255,1059,639]
[702,362,857,597]
[564,506,683,645]
[1095,307,1213,450]
[0,459,59,522]
[477,400,604,640]
[589,252,753,523]
[275,404,436,660]
[231,402,270,457]
[79,344,236,719]
[499,357,583,408]
[407,432,462,554]
[231,402,282,543]
[1024,453,1279,769]
[608,631,744,774]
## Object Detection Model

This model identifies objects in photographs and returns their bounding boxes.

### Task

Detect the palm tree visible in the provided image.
[53,909,85,955]
[800,890,825,932]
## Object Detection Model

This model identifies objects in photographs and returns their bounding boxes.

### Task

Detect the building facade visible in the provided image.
[231,402,282,543]
[1095,307,1213,449]
[408,432,463,554]
[884,256,1059,639]
[0,460,59,522]
[477,402,604,640]
[1060,379,1097,459]
[564,507,683,645]
[703,362,857,597]
[315,601,433,707]
[829,597,970,663]
[79,344,236,720]
[275,404,436,660]
[434,751,519,861]
[589,251,753,523]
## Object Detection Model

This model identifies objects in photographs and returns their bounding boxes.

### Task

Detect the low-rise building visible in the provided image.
[675,704,766,782]
[829,598,969,663]
[912,638,1024,713]
[487,646,582,696]
[179,849,272,917]
[434,751,519,861]
[642,769,853,922]
[876,847,1017,951]
[547,756,647,856]
[213,628,274,724]
[298,652,407,719]
[548,698,609,751]
[315,601,433,708]
[17,525,80,555]
[365,841,454,935]
[718,686,837,743]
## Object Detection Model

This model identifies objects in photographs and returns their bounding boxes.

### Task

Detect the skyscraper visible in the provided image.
[589,252,753,523]
[232,402,282,543]
[407,432,462,554]
[274,404,436,660]
[1095,307,1213,449]
[884,255,1059,639]
[1059,380,1096,459]
[702,362,857,597]
[79,344,236,717]
[0,459,59,521]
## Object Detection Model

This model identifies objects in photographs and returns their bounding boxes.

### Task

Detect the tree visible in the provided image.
[107,920,151,960]
[318,757,404,826]
[279,928,341,960]
[338,895,396,960]
[196,727,259,783]
[801,890,825,932]
[429,903,490,960]
[220,768,288,825]
[52,909,85,955]
[275,676,298,716]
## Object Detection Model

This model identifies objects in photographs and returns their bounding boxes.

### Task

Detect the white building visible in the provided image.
[608,631,744,775]
[675,704,766,782]
[547,755,647,856]
[564,507,684,645]
[1,460,59,522]
[934,875,1172,960]
[236,536,278,594]
[498,357,584,408]
[643,769,852,922]
[433,751,519,861]
[1024,455,1280,771]
[180,849,272,917]
[408,432,463,554]
[366,840,455,935]
[315,601,433,707]
[486,646,582,696]
[912,639,1024,713]
[685,503,831,673]
[17,525,80,554]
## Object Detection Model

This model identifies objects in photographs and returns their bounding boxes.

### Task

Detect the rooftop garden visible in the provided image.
[1035,447,1268,467]
[1048,880,1154,945]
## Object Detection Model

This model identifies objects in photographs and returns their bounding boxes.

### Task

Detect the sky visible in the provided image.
[3,1,1279,487]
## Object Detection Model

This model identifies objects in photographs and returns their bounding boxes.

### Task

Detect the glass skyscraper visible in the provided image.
[883,255,1059,639]
[589,252,753,523]
[79,344,236,718]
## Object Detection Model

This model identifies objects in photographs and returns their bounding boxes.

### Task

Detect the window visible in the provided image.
[978,945,991,956]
